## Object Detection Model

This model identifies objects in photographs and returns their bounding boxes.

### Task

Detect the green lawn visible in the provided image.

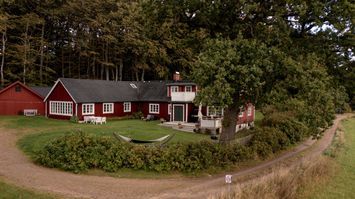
[0,116,208,157]
[307,116,355,199]
[0,179,54,199]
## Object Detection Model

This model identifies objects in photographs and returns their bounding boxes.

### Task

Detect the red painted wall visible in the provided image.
[77,102,139,120]
[0,82,45,115]
[236,104,255,124]
[46,81,76,120]
[140,102,169,121]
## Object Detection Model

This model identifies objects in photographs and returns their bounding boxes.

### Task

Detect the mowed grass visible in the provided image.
[0,179,55,199]
[306,117,355,199]
[0,116,208,158]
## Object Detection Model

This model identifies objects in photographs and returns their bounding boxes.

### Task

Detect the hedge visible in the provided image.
[35,133,253,173]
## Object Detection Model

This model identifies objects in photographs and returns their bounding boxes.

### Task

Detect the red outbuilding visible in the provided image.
[0,81,50,115]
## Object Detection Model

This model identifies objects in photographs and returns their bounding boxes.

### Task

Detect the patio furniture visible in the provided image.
[83,116,95,123]
[93,117,106,125]
[24,109,37,116]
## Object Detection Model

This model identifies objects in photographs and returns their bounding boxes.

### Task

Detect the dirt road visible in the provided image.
[0,114,350,198]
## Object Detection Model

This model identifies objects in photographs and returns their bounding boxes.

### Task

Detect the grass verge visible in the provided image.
[0,178,55,199]
[302,116,355,199]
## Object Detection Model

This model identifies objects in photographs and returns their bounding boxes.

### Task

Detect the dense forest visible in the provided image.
[0,1,354,107]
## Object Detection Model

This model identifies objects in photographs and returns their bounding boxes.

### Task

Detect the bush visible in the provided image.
[132,111,144,119]
[35,133,253,173]
[249,127,290,159]
[262,112,309,144]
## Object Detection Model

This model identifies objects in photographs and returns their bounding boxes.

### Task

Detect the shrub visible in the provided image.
[249,127,290,159]
[35,133,255,173]
[262,112,309,144]
[132,111,144,119]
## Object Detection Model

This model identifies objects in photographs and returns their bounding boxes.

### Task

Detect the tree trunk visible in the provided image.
[92,55,96,78]
[141,69,145,81]
[105,66,109,80]
[135,71,139,81]
[219,104,240,144]
[119,58,123,81]
[115,65,118,81]
[61,49,65,77]
[1,29,6,87]
[23,21,29,84]
[39,23,45,85]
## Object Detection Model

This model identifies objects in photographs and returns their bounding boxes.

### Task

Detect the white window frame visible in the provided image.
[123,102,131,113]
[82,103,95,115]
[207,106,224,117]
[171,86,179,93]
[247,106,252,116]
[168,104,171,115]
[49,101,73,116]
[103,103,114,114]
[149,103,159,114]
[185,86,192,92]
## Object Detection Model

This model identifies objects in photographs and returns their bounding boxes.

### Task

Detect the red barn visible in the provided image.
[0,81,50,115]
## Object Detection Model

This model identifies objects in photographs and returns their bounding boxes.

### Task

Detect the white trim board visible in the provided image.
[43,79,77,103]
[172,104,185,122]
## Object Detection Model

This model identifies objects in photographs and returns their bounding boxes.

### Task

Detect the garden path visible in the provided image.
[0,114,350,199]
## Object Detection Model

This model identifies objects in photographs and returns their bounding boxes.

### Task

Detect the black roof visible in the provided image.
[58,78,170,103]
[31,87,51,98]
[138,81,170,102]
[166,80,196,86]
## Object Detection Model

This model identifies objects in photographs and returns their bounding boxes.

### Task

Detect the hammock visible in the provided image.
[113,132,174,145]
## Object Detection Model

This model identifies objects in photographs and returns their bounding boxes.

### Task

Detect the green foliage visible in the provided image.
[131,111,144,119]
[249,127,290,159]
[261,111,309,144]
[70,116,78,123]
[35,133,253,173]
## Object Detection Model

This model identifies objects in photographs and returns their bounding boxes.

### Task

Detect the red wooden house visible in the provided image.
[43,76,255,132]
[0,81,50,115]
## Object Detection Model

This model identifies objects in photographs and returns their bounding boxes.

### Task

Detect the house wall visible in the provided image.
[46,82,76,120]
[0,83,45,115]
[167,85,197,97]
[140,102,169,121]
[236,104,255,125]
[77,102,139,120]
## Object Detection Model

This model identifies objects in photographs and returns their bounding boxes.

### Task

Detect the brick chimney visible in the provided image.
[173,71,181,81]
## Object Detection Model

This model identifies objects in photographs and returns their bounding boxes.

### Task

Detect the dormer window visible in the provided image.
[185,86,192,92]
[171,86,178,93]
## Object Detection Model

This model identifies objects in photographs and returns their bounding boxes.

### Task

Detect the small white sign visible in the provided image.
[225,175,232,184]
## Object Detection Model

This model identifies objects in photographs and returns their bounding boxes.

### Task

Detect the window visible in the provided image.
[103,103,114,114]
[149,103,159,114]
[207,106,224,117]
[82,103,95,115]
[171,86,179,93]
[15,85,21,92]
[49,101,73,116]
[247,106,252,116]
[168,104,171,115]
[123,102,131,112]
[185,86,192,92]
[239,107,244,117]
